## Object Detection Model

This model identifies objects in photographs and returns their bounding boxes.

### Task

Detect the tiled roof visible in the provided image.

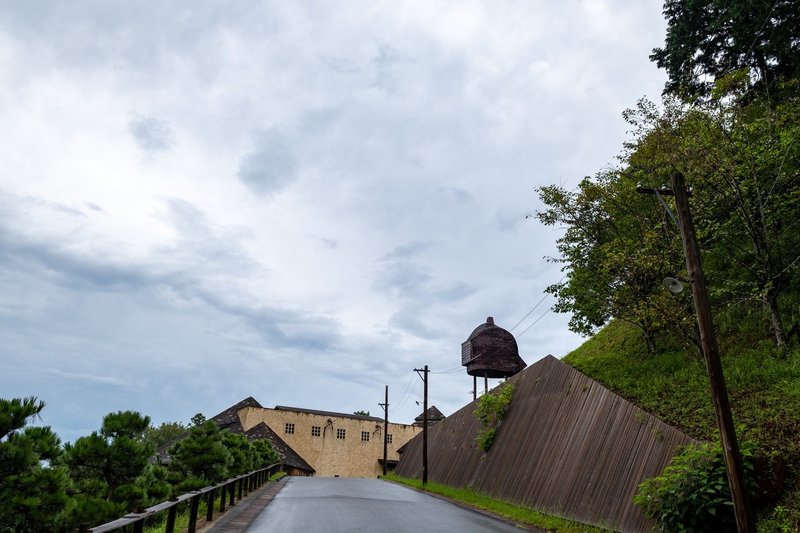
[414,405,445,422]
[209,396,263,433]
[244,422,314,474]
[274,405,384,423]
[208,397,314,474]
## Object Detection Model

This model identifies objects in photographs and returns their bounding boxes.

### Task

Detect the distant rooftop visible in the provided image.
[414,405,446,427]
[274,405,385,423]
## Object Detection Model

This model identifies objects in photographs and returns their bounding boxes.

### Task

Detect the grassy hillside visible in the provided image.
[563,320,800,530]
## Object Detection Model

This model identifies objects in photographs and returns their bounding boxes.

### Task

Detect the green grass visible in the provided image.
[269,471,287,481]
[382,473,610,532]
[562,319,800,531]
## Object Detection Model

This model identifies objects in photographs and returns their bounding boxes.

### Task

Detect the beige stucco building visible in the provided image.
[212,397,424,478]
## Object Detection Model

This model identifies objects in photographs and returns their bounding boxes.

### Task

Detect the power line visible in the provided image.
[509,293,549,332]
[430,366,462,375]
[516,304,554,339]
[509,274,565,333]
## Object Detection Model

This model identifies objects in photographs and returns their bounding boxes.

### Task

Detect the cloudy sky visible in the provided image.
[0,1,668,443]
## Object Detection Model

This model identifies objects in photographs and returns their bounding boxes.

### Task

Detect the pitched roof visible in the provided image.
[208,397,314,474]
[414,405,445,423]
[210,396,263,433]
[244,423,314,474]
[274,405,384,423]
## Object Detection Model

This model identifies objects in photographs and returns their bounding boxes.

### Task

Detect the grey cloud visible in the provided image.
[381,241,430,261]
[238,130,297,195]
[373,259,432,299]
[0,232,150,291]
[433,281,476,303]
[438,187,473,204]
[373,43,402,93]
[0,195,338,354]
[389,307,443,340]
[495,211,527,233]
[322,55,361,74]
[44,368,129,388]
[128,115,175,153]
[374,242,474,304]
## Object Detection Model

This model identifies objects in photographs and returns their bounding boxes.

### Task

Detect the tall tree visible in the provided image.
[62,411,155,528]
[537,169,692,352]
[0,397,70,533]
[145,421,187,449]
[624,94,800,347]
[652,0,800,100]
[538,91,800,351]
[168,421,232,490]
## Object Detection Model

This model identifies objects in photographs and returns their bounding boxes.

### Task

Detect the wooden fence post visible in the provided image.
[188,495,200,533]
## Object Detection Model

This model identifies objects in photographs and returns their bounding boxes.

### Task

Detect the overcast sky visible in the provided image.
[0,1,668,443]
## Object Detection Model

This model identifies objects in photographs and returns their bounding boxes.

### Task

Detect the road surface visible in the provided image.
[245,477,533,532]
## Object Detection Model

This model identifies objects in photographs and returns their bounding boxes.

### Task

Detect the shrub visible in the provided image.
[474,382,515,452]
[634,441,757,532]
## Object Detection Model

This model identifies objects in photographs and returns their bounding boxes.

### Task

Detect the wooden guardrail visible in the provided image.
[85,464,283,533]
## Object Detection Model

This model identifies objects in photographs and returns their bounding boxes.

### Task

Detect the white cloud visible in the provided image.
[0,0,668,442]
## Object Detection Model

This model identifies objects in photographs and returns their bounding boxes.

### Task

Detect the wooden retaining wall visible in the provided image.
[394,355,697,532]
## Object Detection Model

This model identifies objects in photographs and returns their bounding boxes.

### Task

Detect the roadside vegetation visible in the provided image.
[383,473,609,532]
[565,321,800,530]
[534,1,800,530]
[0,398,278,532]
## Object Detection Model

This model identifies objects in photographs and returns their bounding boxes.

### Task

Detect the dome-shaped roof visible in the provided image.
[461,316,526,378]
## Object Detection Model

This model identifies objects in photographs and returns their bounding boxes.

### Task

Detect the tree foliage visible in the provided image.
[168,421,232,489]
[538,89,800,351]
[144,420,187,449]
[634,441,758,532]
[537,168,693,352]
[652,0,800,100]
[0,398,281,531]
[0,397,70,533]
[62,411,155,528]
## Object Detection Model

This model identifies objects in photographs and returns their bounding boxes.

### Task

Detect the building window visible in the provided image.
[311,426,321,437]
[336,428,346,439]
[361,431,370,442]
[285,423,295,435]
[387,434,393,444]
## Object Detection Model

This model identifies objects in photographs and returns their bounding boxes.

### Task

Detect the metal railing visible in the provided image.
[86,464,283,533]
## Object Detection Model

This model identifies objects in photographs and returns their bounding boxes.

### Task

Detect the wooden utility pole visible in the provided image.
[672,173,754,533]
[414,365,429,485]
[638,174,754,533]
[379,385,389,476]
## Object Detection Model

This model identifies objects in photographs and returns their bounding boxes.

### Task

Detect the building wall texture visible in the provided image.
[239,407,421,478]
[394,355,697,533]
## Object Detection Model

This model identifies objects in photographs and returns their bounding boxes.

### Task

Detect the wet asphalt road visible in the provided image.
[245,477,532,533]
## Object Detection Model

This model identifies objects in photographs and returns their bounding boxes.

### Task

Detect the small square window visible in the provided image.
[336,428,346,439]
[285,423,295,435]
[387,434,393,444]
[311,426,321,437]
[361,431,370,442]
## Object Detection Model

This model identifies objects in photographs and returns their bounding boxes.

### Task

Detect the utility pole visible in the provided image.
[638,174,754,533]
[414,365,429,485]
[378,385,389,476]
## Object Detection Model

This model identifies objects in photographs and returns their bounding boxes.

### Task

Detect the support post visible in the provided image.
[423,365,429,485]
[381,385,389,475]
[165,505,177,533]
[414,365,429,486]
[671,173,754,533]
[188,495,200,533]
